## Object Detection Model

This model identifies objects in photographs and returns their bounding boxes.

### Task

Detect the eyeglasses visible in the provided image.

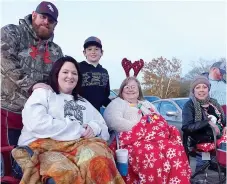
[123,85,138,90]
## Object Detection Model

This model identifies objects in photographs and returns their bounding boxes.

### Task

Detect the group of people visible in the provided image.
[1,1,226,184]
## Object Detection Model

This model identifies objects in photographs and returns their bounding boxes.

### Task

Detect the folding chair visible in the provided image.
[1,109,22,184]
[1,110,56,184]
[183,126,226,184]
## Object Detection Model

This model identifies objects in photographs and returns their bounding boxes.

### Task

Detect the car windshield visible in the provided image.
[174,99,188,109]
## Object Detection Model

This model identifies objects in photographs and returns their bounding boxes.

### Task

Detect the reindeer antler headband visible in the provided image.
[121,58,144,77]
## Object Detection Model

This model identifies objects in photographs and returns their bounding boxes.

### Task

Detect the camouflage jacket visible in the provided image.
[1,14,63,113]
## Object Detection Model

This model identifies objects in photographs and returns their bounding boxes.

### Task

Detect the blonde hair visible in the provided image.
[118,76,144,100]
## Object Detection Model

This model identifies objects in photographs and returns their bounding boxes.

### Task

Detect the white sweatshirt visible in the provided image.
[18,88,109,146]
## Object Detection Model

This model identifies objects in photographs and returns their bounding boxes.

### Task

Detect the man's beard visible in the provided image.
[32,19,53,40]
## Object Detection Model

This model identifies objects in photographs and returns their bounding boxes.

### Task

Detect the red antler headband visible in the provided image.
[121,58,144,77]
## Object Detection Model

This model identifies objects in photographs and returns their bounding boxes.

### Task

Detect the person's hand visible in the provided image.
[81,125,95,138]
[208,115,217,125]
[32,83,53,91]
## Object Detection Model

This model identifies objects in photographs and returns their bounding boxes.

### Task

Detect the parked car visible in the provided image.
[109,90,118,100]
[151,98,189,135]
[144,96,160,102]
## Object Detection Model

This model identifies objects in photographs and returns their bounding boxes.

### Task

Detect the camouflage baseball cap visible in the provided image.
[36,1,58,21]
[83,36,102,49]
[211,61,226,75]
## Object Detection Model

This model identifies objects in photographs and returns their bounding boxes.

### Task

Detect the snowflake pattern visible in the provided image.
[162,176,167,184]
[167,148,176,159]
[169,176,181,184]
[126,174,131,181]
[163,160,171,173]
[148,175,154,182]
[128,155,133,163]
[177,150,182,156]
[138,149,143,154]
[180,169,187,176]
[157,168,162,177]
[124,134,131,140]
[152,126,159,130]
[158,121,165,127]
[159,142,166,150]
[119,140,124,147]
[134,141,141,147]
[136,127,146,137]
[176,136,182,145]
[133,164,139,172]
[139,173,146,184]
[173,159,182,170]
[128,148,133,153]
[145,144,154,150]
[145,131,156,141]
[140,118,146,124]
[159,152,165,160]
[143,153,156,169]
[136,156,140,164]
[158,131,166,138]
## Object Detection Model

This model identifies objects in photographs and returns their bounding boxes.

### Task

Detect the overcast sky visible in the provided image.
[0,0,226,89]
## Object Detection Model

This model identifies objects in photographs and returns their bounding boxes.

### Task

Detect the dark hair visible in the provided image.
[48,56,82,100]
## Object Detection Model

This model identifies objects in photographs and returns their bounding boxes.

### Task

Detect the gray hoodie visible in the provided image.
[1,14,63,113]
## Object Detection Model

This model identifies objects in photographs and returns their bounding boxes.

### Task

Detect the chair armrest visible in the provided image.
[1,146,15,152]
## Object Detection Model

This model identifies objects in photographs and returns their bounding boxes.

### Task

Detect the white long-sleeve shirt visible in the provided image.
[18,88,109,146]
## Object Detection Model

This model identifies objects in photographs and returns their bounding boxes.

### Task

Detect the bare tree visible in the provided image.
[142,57,182,98]
[184,58,226,80]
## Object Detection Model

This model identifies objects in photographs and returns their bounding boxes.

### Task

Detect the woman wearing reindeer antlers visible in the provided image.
[103,58,191,184]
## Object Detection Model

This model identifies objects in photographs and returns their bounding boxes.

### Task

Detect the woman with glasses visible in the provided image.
[104,76,191,184]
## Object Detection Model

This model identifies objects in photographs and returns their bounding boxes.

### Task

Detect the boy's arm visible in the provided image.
[102,79,111,107]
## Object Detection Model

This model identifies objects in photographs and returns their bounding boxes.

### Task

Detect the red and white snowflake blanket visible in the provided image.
[109,113,192,184]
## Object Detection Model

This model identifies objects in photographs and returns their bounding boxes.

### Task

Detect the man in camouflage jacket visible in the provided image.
[1,1,63,144]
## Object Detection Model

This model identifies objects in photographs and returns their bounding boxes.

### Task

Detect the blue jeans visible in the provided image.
[195,152,215,172]
[12,146,55,184]
[12,146,32,179]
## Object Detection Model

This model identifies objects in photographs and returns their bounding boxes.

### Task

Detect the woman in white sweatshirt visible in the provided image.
[12,56,125,184]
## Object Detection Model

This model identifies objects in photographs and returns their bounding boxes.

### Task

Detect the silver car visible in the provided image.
[151,98,189,133]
